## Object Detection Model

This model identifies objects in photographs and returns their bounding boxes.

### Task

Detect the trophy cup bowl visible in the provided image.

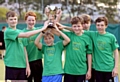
[45,5,58,28]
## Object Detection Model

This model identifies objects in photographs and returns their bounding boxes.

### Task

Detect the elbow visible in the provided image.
[34,41,37,46]
[66,39,70,44]
[68,39,70,43]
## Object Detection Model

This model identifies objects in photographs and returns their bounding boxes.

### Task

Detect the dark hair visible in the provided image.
[95,17,108,26]
[70,16,83,25]
[6,11,18,19]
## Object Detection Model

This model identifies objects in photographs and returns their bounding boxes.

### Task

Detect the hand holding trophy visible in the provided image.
[45,5,62,28]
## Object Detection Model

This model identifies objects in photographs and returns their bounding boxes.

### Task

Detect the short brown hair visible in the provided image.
[25,11,37,20]
[95,17,108,26]
[6,11,18,19]
[71,16,83,25]
[81,14,91,23]
[44,31,54,38]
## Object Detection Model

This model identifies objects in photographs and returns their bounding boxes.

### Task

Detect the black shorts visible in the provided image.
[95,70,114,82]
[5,66,27,80]
[27,59,43,82]
[64,73,86,82]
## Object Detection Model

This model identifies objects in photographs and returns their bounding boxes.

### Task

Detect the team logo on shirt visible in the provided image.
[28,36,35,43]
[97,41,106,50]
[18,38,23,44]
[72,42,80,50]
[46,47,55,56]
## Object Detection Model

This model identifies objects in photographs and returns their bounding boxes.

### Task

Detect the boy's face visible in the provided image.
[96,21,107,34]
[72,22,83,35]
[44,35,54,46]
[26,16,36,29]
[82,21,91,31]
[6,17,18,28]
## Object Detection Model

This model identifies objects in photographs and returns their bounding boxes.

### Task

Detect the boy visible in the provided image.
[81,14,91,31]
[4,11,47,81]
[34,23,70,82]
[81,14,96,82]
[55,16,92,82]
[23,11,43,82]
[23,10,62,82]
[84,16,119,82]
[0,26,6,59]
[24,11,43,82]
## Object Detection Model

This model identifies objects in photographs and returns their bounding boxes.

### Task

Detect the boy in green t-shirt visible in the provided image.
[54,16,92,82]
[4,11,47,81]
[81,14,91,31]
[84,16,119,82]
[23,11,43,82]
[23,10,62,82]
[81,14,96,82]
[34,22,70,82]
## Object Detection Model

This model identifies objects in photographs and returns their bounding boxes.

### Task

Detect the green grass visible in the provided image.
[0,51,120,81]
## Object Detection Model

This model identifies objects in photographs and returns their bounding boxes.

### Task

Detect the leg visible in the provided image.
[64,74,75,82]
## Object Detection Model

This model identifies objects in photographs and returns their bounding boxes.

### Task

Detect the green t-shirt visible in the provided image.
[23,28,42,62]
[41,41,64,76]
[4,27,26,68]
[84,31,119,72]
[63,31,92,75]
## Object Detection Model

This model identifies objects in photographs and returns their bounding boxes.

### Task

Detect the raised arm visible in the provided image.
[54,25,70,46]
[55,9,62,22]
[34,33,43,49]
[56,22,73,31]
[112,48,119,77]
[51,22,72,36]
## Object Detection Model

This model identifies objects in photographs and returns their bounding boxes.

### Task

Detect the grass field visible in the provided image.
[0,51,120,82]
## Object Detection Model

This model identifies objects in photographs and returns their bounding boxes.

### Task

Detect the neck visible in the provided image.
[10,26,16,30]
[99,31,106,34]
[75,31,83,36]
[27,27,34,30]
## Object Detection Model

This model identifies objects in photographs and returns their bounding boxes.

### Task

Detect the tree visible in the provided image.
[0,7,9,21]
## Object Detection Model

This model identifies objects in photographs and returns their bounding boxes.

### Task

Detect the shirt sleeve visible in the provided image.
[111,34,119,51]
[86,36,93,54]
[4,29,22,41]
[56,41,64,51]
